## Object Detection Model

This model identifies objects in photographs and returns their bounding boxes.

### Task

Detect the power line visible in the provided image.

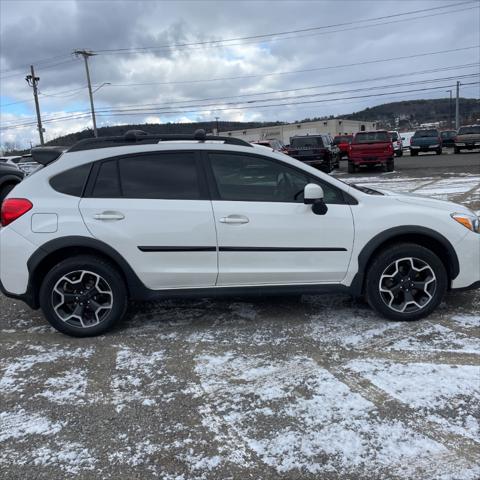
[106,46,479,87]
[2,50,475,110]
[3,78,478,130]
[93,1,476,54]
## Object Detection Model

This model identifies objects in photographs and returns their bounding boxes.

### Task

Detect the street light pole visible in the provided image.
[74,50,98,137]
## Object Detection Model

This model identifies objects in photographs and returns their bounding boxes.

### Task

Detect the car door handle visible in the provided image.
[93,211,125,221]
[219,215,249,224]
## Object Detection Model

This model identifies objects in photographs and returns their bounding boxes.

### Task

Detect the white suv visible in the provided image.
[1,130,479,337]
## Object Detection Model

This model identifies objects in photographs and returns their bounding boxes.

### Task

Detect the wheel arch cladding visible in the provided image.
[27,236,146,306]
[350,226,460,296]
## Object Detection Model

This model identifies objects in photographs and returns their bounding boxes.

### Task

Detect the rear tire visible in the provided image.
[454,147,460,154]
[436,148,442,155]
[410,150,418,156]
[365,243,447,321]
[396,150,403,157]
[39,255,128,337]
[348,161,355,173]
[386,158,394,172]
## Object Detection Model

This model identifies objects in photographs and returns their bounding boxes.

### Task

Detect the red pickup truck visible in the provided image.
[348,130,394,173]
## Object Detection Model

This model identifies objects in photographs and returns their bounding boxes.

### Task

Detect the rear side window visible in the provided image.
[50,163,91,197]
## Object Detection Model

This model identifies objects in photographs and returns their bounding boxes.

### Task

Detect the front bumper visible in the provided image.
[455,142,480,149]
[451,231,480,290]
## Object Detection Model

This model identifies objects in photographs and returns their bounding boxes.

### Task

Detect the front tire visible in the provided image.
[386,158,394,172]
[454,146,460,154]
[410,150,418,156]
[348,161,356,173]
[365,243,447,321]
[396,150,403,157]
[436,148,442,155]
[39,255,128,337]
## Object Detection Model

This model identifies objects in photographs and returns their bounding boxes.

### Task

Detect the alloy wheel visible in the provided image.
[52,270,113,328]
[379,257,436,313]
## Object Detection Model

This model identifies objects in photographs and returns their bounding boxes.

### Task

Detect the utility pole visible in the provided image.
[455,81,460,130]
[215,117,220,136]
[74,50,98,137]
[25,65,45,145]
[446,90,452,129]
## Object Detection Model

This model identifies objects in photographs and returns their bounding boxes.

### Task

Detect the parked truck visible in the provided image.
[454,125,480,153]
[348,130,394,173]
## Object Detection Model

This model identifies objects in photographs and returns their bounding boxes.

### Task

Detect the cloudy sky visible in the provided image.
[0,0,479,148]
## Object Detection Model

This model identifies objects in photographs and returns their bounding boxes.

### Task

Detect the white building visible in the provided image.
[221,119,377,145]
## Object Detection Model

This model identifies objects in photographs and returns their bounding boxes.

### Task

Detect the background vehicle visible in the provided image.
[251,139,287,152]
[16,155,42,175]
[333,135,353,159]
[388,131,403,157]
[400,131,415,150]
[440,130,457,148]
[348,130,394,173]
[0,162,24,204]
[0,156,22,167]
[287,134,340,172]
[1,130,478,337]
[410,129,442,156]
[454,125,480,153]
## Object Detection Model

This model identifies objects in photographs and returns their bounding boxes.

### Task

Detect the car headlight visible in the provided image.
[451,213,480,233]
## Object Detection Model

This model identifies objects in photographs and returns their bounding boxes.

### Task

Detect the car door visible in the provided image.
[206,151,355,286]
[79,150,218,290]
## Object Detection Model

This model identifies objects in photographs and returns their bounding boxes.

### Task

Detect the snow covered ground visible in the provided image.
[0,166,479,479]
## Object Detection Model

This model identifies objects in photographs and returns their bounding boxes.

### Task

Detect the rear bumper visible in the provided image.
[0,226,38,309]
[410,145,440,151]
[349,156,392,165]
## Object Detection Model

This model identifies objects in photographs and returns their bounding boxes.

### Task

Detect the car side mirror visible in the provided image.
[304,183,328,215]
[401,137,405,141]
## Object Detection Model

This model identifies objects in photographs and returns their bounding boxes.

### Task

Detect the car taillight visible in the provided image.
[1,198,32,227]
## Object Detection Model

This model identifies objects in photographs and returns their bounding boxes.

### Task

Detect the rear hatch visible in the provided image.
[350,132,392,159]
[289,137,327,159]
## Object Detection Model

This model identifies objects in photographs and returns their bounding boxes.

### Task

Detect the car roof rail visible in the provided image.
[68,129,253,152]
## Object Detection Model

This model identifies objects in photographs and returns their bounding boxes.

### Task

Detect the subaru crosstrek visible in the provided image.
[1,130,479,337]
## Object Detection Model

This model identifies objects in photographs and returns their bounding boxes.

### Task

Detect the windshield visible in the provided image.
[354,132,390,143]
[291,137,324,148]
[413,129,438,137]
[458,126,480,135]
